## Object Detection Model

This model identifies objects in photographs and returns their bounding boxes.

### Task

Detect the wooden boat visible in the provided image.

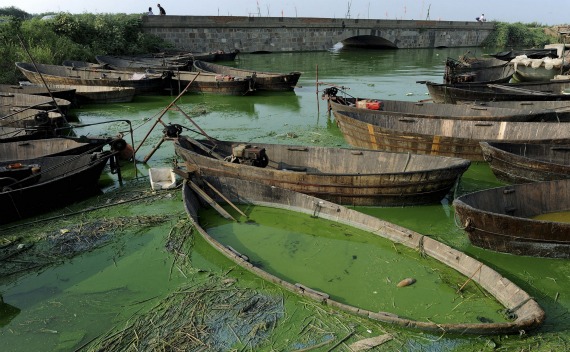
[0,92,71,114]
[44,84,135,104]
[0,84,77,104]
[489,48,559,61]
[193,60,301,91]
[453,178,570,258]
[182,175,545,334]
[62,60,106,69]
[444,57,514,84]
[174,136,471,206]
[213,49,240,61]
[168,71,254,95]
[16,62,166,95]
[1,106,66,129]
[0,136,119,162]
[510,56,570,82]
[332,110,570,161]
[0,151,114,224]
[422,79,570,103]
[324,90,559,122]
[95,55,191,72]
[456,100,570,122]
[480,141,570,183]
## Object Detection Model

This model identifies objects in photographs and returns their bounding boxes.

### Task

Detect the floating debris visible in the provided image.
[396,278,416,287]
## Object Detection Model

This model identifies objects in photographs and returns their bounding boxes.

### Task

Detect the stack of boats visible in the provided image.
[323,45,570,260]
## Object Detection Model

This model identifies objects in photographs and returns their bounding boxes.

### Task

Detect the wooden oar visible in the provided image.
[202,179,248,218]
[187,179,236,222]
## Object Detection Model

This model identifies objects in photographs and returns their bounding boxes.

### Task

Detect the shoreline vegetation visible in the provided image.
[0,6,563,85]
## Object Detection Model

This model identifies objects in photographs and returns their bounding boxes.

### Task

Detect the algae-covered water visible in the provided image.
[1,47,570,351]
[202,205,508,324]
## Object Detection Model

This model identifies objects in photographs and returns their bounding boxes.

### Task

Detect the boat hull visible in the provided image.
[175,137,470,206]
[333,110,570,161]
[454,179,570,258]
[480,142,570,183]
[0,152,112,224]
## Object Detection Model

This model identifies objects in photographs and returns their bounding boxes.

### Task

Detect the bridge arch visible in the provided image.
[339,35,397,49]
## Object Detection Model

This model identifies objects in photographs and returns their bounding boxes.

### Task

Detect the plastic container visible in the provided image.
[149,168,177,190]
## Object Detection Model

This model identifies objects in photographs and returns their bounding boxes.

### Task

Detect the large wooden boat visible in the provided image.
[95,55,191,72]
[168,71,254,95]
[16,62,166,95]
[182,175,545,334]
[0,91,71,114]
[480,141,570,183]
[44,84,135,104]
[453,178,570,258]
[0,136,119,162]
[193,60,301,91]
[174,136,471,206]
[324,90,559,122]
[332,110,570,161]
[489,48,559,61]
[0,84,77,104]
[422,79,570,103]
[0,151,114,224]
[444,57,514,84]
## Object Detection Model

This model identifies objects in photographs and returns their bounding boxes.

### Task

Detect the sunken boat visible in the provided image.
[174,136,470,206]
[182,175,546,334]
[454,178,570,258]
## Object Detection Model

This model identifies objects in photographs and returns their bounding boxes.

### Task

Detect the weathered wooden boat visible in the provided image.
[0,151,114,224]
[213,49,240,61]
[510,56,570,82]
[62,60,106,69]
[174,136,471,206]
[453,178,570,258]
[489,48,559,61]
[16,62,166,95]
[0,106,67,131]
[0,136,119,162]
[480,141,570,183]
[193,60,301,91]
[44,84,135,104]
[422,79,570,103]
[95,55,191,72]
[182,175,545,334]
[0,92,71,114]
[0,84,77,104]
[456,100,570,122]
[168,71,254,95]
[332,110,570,161]
[444,57,514,84]
[324,89,558,122]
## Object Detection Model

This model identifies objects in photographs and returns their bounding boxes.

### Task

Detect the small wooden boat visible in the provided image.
[480,141,570,183]
[0,92,71,114]
[0,136,119,162]
[16,62,166,95]
[0,106,67,130]
[444,57,514,84]
[213,49,240,61]
[193,60,301,91]
[168,71,254,95]
[422,79,570,103]
[44,84,135,104]
[174,136,471,206]
[453,178,570,258]
[332,110,570,161]
[0,151,114,224]
[324,90,559,122]
[0,84,77,104]
[456,100,570,122]
[182,175,545,334]
[95,55,191,72]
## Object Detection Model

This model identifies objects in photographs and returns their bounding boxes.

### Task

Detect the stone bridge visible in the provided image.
[141,16,494,53]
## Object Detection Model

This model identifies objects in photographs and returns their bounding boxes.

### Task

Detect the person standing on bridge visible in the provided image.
[147,7,154,15]
[157,3,166,15]
[476,14,486,22]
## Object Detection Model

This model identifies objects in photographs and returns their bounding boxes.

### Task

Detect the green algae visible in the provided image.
[201,205,508,325]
